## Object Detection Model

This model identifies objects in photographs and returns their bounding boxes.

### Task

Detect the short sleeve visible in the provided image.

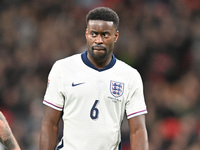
[43,61,64,111]
[126,70,147,119]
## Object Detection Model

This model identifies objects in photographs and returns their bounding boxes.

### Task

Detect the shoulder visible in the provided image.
[56,53,81,65]
[48,53,82,76]
[115,59,144,91]
[114,58,143,85]
[52,53,82,69]
[115,58,139,75]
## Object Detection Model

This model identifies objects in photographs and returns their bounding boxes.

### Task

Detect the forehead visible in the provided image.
[87,20,115,31]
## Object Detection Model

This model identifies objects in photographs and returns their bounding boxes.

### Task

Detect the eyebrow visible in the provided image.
[90,30,111,34]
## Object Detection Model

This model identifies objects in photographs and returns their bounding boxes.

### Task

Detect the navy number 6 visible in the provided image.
[90,100,99,120]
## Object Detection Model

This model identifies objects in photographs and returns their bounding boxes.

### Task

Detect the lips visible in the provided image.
[92,46,106,50]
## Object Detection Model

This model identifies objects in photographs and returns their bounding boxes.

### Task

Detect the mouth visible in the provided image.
[92,46,106,51]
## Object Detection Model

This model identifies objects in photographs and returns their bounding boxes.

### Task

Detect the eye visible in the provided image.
[91,32,97,37]
[103,32,110,38]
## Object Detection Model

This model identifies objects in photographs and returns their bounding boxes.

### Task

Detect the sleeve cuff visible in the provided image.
[127,109,147,119]
[43,100,63,111]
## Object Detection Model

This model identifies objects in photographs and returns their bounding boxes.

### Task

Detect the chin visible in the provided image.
[93,50,106,56]
[94,54,106,60]
[88,49,108,60]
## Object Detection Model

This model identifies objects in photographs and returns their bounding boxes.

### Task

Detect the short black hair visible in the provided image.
[86,7,119,29]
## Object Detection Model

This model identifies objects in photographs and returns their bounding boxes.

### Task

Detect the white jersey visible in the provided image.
[43,51,147,150]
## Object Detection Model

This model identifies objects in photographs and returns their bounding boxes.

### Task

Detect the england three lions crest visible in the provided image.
[110,80,124,97]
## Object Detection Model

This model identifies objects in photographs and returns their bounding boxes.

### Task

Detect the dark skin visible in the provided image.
[85,20,119,69]
[40,106,61,150]
[129,115,149,150]
[40,20,148,150]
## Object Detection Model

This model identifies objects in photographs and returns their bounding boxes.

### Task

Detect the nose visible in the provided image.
[95,35,103,44]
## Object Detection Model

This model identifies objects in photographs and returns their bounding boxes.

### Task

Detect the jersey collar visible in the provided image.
[81,50,116,72]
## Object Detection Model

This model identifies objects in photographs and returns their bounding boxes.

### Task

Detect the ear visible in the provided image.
[114,30,119,42]
[85,28,88,39]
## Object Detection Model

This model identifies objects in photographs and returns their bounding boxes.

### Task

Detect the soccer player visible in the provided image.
[40,7,148,150]
[0,111,21,150]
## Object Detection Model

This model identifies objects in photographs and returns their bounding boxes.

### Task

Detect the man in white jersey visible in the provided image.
[40,7,148,150]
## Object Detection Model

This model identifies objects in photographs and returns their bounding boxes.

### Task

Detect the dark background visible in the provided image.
[0,0,200,149]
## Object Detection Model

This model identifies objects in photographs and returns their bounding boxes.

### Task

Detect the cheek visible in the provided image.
[87,36,95,44]
[106,39,115,47]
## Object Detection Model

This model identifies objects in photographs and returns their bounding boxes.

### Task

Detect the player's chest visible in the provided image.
[62,71,128,103]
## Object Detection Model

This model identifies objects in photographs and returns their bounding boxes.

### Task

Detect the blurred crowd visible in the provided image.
[0,0,200,150]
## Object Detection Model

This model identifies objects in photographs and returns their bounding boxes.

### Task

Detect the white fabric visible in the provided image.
[43,52,147,150]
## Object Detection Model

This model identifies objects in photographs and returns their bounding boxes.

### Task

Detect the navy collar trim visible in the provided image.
[81,51,116,72]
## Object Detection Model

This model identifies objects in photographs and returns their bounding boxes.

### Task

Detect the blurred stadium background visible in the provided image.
[0,0,200,149]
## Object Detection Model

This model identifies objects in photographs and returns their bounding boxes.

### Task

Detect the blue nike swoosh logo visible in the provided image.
[72,82,85,87]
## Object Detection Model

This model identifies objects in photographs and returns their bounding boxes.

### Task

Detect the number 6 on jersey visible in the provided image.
[90,100,99,120]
